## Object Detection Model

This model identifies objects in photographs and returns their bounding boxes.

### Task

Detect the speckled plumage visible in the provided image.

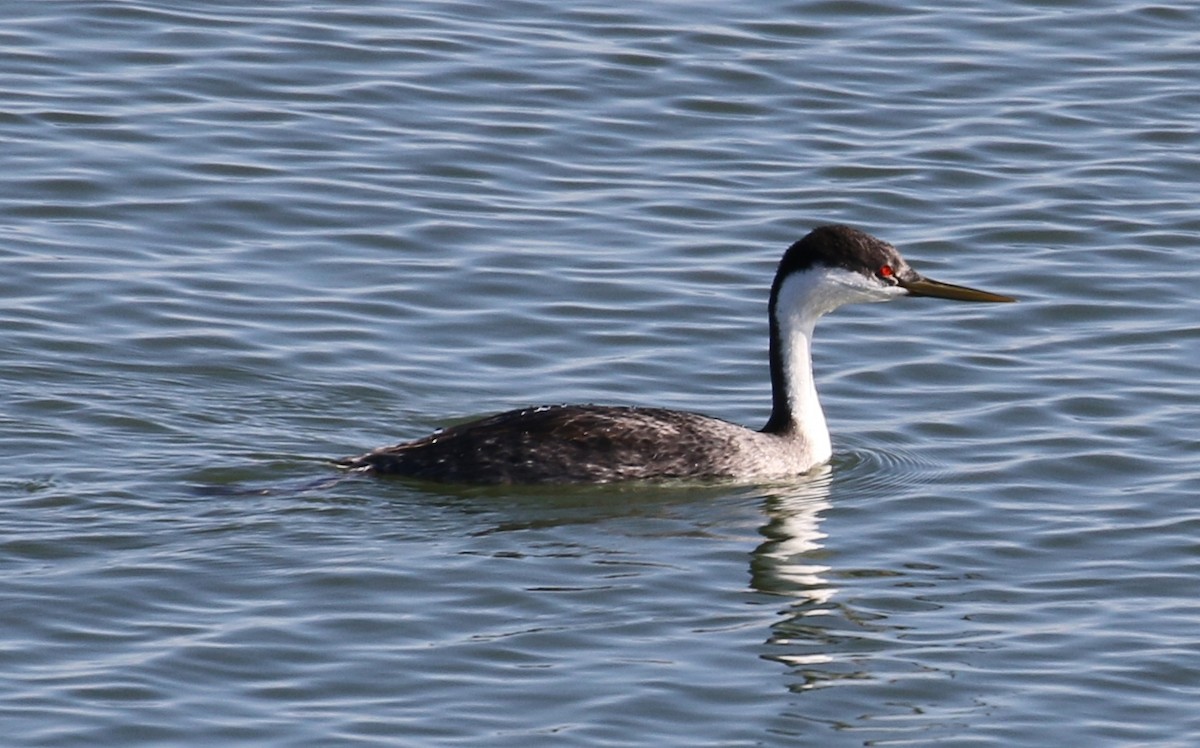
[336,404,817,484]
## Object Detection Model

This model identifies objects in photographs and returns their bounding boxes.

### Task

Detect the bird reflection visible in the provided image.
[751,469,874,689]
[751,468,835,602]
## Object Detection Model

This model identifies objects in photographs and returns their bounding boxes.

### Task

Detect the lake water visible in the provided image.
[3,1,1199,745]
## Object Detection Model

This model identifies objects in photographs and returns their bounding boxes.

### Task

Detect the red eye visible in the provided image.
[878,265,894,278]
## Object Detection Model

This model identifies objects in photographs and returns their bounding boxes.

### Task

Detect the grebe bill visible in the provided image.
[337,225,1014,484]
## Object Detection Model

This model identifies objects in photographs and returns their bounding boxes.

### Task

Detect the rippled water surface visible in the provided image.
[3,1,1200,745]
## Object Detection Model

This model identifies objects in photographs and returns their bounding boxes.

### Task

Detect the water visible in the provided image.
[3,1,1199,745]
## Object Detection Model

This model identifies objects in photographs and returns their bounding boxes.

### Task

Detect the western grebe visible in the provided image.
[337,225,1014,484]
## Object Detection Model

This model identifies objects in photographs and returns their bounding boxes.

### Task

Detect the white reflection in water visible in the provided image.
[750,468,851,679]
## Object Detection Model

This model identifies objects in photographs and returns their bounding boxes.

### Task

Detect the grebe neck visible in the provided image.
[761,269,844,462]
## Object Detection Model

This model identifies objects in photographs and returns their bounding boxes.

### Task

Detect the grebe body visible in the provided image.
[337,225,1013,484]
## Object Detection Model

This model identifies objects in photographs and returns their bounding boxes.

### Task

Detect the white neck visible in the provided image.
[763,266,897,459]
[769,275,832,461]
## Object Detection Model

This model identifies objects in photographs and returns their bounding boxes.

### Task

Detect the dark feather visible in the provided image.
[336,404,748,484]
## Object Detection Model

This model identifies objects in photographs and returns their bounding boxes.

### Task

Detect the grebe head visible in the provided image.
[772,224,1016,314]
[763,225,1013,436]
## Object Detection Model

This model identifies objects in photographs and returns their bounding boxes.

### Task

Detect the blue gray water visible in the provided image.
[3,1,1199,745]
